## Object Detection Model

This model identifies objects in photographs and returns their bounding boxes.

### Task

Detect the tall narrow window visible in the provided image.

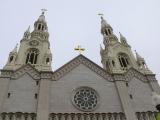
[105,29,108,35]
[26,49,39,64]
[38,24,41,30]
[108,29,111,34]
[46,58,50,65]
[42,26,44,30]
[9,56,14,63]
[118,53,130,69]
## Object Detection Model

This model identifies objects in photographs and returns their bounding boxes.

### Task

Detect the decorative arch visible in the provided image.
[26,48,39,64]
[117,53,130,70]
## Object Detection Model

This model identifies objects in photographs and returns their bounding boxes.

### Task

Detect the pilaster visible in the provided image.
[36,72,52,120]
[113,74,137,120]
[0,70,12,113]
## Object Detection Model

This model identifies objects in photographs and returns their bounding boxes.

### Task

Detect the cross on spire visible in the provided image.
[74,45,85,54]
[41,9,47,15]
[98,13,104,19]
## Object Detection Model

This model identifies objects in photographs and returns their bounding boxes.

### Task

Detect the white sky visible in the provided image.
[0,0,160,80]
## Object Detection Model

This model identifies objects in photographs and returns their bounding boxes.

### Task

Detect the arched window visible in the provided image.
[118,53,130,69]
[38,24,41,30]
[108,29,111,34]
[9,56,14,63]
[46,58,50,65]
[26,49,39,64]
[105,29,108,35]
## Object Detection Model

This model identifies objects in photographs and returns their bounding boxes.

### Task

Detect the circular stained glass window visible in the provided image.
[73,87,99,111]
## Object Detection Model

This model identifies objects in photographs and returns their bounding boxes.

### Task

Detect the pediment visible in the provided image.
[52,55,113,81]
[11,64,40,80]
[124,67,148,82]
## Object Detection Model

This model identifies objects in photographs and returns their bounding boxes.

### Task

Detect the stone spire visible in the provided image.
[99,16,148,74]
[4,10,52,71]
[11,44,18,53]
[135,50,152,74]
[100,16,113,36]
[119,32,129,47]
[135,50,144,61]
[31,10,49,41]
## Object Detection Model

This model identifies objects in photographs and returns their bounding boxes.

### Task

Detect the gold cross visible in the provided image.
[74,45,85,54]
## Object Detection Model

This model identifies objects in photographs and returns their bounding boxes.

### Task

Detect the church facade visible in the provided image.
[0,12,159,120]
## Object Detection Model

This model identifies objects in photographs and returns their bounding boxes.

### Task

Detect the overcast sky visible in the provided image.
[0,0,160,80]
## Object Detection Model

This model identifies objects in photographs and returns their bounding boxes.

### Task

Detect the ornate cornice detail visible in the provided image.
[145,74,157,82]
[40,72,53,79]
[0,70,13,78]
[113,74,126,81]
[125,68,147,82]
[52,55,113,81]
[11,64,40,80]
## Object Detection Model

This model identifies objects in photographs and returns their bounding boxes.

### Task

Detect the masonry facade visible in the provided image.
[0,12,159,120]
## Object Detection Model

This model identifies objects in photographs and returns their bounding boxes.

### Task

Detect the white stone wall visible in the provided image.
[128,77,156,111]
[2,73,38,112]
[50,64,122,113]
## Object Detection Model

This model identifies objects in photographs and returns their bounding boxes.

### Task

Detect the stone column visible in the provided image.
[0,70,12,113]
[113,74,137,120]
[36,72,52,120]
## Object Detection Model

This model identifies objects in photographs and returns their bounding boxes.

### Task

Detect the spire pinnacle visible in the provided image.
[27,26,30,32]
[135,50,144,61]
[41,9,47,15]
[119,32,127,41]
[12,44,18,53]
[98,13,104,20]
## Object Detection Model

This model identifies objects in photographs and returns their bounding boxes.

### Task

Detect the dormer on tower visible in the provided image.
[100,17,152,74]
[4,10,52,71]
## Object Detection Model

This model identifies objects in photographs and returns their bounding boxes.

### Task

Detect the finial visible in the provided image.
[98,13,104,20]
[119,32,125,39]
[27,26,30,32]
[41,9,47,15]
[119,32,122,37]
[12,43,18,53]
[135,50,144,60]
[74,45,85,54]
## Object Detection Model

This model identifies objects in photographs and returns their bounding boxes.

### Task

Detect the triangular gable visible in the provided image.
[52,55,113,81]
[125,67,148,82]
[11,64,40,80]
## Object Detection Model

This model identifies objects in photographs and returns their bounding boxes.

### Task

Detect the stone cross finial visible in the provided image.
[98,13,104,19]
[41,9,47,15]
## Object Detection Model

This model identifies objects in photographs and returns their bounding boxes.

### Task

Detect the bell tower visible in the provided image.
[4,10,52,71]
[100,16,152,74]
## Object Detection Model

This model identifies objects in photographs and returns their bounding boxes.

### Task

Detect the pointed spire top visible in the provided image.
[38,9,47,22]
[98,13,104,19]
[12,44,18,53]
[135,50,144,61]
[119,32,127,41]
[27,26,30,31]
[41,9,47,15]
[98,13,112,30]
[25,26,30,33]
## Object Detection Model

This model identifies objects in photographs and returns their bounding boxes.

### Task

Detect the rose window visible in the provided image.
[73,87,99,111]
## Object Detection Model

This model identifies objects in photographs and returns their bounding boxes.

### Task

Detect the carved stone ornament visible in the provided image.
[72,87,99,112]
[29,40,39,46]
